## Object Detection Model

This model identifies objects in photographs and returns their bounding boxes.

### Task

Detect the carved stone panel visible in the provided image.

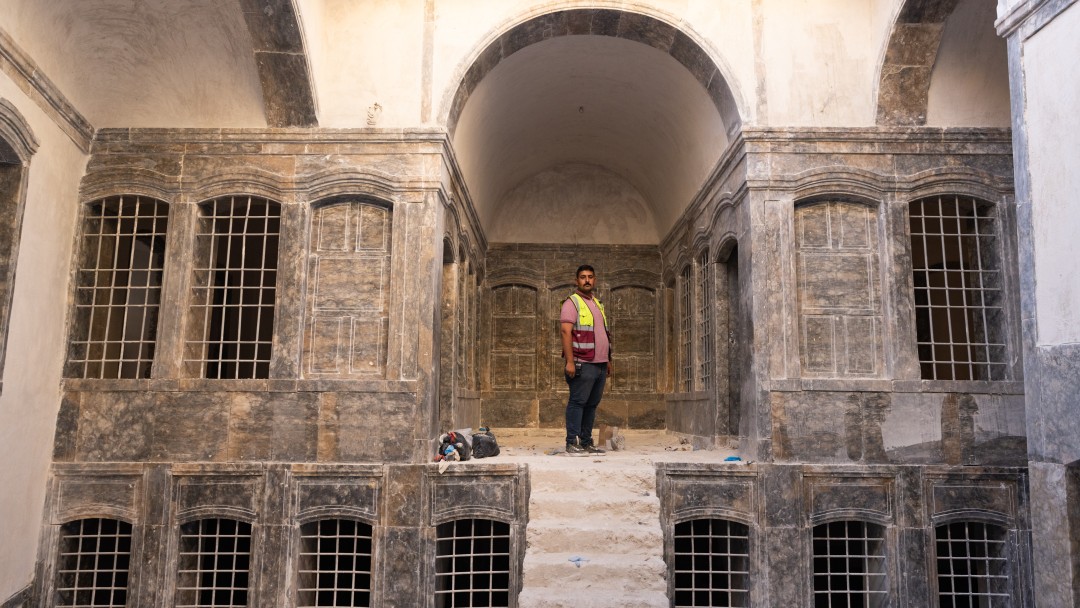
[795,201,884,377]
[303,201,391,377]
[490,284,537,390]
[608,286,657,392]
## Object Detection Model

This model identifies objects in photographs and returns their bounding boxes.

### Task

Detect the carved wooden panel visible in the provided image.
[608,286,657,392]
[490,285,536,390]
[303,202,391,377]
[795,201,883,377]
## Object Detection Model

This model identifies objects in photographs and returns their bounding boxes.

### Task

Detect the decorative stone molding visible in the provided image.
[0,30,93,152]
[0,99,38,163]
[237,0,318,127]
[443,8,742,137]
[875,0,963,126]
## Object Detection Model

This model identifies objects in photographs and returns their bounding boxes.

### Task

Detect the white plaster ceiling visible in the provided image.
[452,35,729,243]
[926,0,1011,127]
[2,0,266,128]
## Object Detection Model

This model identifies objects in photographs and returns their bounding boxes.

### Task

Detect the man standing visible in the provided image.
[560,265,611,455]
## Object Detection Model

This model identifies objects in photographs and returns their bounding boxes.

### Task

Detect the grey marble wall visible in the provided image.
[660,127,1025,464]
[657,462,1032,607]
[30,462,527,608]
[480,243,666,430]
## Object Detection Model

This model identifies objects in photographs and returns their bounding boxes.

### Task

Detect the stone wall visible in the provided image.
[657,462,1032,606]
[29,461,528,608]
[660,127,1026,464]
[479,243,666,431]
[60,129,484,465]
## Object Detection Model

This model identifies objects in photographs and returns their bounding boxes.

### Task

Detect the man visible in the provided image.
[560,264,612,455]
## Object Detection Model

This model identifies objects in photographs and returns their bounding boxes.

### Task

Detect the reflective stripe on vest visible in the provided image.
[568,292,607,361]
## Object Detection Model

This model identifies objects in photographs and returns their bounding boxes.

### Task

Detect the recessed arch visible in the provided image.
[443,8,743,138]
[445,8,745,244]
[876,0,1008,127]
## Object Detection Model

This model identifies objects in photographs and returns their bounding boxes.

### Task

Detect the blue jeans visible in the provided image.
[565,362,607,446]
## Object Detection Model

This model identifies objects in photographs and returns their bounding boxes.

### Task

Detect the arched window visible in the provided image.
[679,265,693,392]
[812,520,888,607]
[297,518,374,607]
[435,518,511,607]
[186,196,280,379]
[935,521,1011,607]
[0,99,38,390]
[696,250,714,392]
[909,195,1006,380]
[176,518,252,607]
[54,518,133,607]
[67,196,169,379]
[672,518,750,607]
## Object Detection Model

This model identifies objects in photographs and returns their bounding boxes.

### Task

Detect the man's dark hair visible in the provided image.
[576,264,595,276]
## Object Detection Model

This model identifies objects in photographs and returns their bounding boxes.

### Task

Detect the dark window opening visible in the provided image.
[812,520,888,608]
[673,518,750,607]
[55,518,132,607]
[68,196,169,379]
[177,518,252,607]
[936,521,1011,607]
[435,519,511,608]
[188,196,280,379]
[910,196,1006,381]
[297,519,374,607]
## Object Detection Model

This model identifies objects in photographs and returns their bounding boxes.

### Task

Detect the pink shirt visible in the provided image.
[560,292,609,363]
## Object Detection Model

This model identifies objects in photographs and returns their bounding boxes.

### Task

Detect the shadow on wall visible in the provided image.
[489,163,659,245]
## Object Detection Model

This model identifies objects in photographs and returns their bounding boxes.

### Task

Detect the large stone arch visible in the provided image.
[442,8,743,138]
[875,0,962,125]
[238,0,318,127]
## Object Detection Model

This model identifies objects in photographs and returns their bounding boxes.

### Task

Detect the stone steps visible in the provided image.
[519,460,667,608]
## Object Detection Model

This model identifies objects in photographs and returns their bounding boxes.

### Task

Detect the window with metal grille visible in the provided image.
[67,196,169,379]
[297,519,374,607]
[812,520,888,607]
[909,196,1006,381]
[176,518,252,607]
[54,518,133,607]
[935,521,1011,607]
[679,265,693,392]
[434,519,511,608]
[673,518,750,607]
[696,252,714,391]
[186,196,280,379]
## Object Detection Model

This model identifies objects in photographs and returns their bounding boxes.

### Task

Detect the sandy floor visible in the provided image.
[454,428,750,466]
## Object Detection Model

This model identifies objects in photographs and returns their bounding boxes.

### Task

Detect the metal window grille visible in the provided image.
[812,520,888,608]
[434,519,511,608]
[297,519,374,607]
[55,518,133,607]
[68,196,168,379]
[187,196,280,379]
[696,252,714,391]
[176,518,252,607]
[909,196,1006,381]
[935,521,1011,607]
[680,266,693,392]
[673,518,750,607]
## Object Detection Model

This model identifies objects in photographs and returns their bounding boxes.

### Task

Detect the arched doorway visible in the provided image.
[443,9,744,433]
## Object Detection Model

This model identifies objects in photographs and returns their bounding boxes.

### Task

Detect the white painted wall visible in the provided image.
[760,0,880,126]
[0,82,86,600]
[2,0,266,127]
[926,0,1011,127]
[304,0,425,127]
[1024,5,1080,346]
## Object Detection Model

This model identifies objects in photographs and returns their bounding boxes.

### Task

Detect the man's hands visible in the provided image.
[565,360,576,378]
